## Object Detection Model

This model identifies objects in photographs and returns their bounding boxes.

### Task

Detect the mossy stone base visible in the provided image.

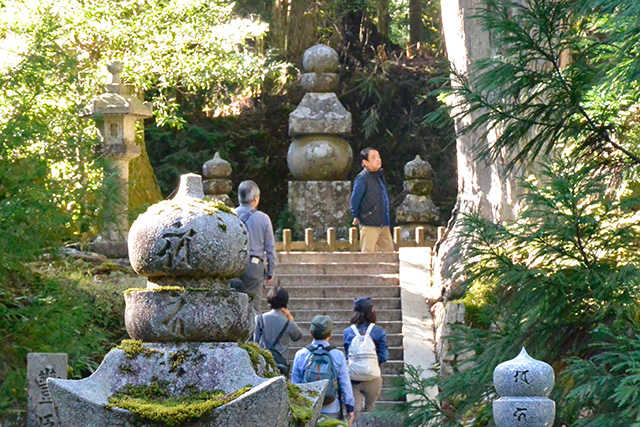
[48,343,295,426]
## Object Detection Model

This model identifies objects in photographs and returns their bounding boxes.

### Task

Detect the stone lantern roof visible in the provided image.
[82,61,153,119]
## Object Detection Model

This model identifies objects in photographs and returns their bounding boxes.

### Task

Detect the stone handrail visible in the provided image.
[275,226,445,252]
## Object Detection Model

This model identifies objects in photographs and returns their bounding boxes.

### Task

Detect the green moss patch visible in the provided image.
[238,342,279,378]
[288,383,314,427]
[114,339,161,359]
[317,416,348,426]
[123,286,186,295]
[105,382,251,427]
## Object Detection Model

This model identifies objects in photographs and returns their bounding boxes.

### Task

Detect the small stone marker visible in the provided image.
[493,348,555,427]
[27,353,67,427]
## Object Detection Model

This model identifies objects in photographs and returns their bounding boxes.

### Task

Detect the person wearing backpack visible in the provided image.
[343,297,388,413]
[253,286,302,377]
[291,315,355,426]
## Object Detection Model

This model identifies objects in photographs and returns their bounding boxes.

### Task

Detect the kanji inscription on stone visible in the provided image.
[27,353,67,427]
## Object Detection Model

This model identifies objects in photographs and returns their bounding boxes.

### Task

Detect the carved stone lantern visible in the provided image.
[83,61,153,256]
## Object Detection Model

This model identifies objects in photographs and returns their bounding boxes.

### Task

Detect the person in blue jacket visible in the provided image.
[350,147,394,253]
[343,297,388,413]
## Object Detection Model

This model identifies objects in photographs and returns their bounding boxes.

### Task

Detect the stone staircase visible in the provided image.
[272,251,405,410]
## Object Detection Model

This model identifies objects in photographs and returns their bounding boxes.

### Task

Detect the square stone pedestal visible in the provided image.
[288,181,351,239]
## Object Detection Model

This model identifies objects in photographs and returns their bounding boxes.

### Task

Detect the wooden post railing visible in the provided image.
[276,226,440,252]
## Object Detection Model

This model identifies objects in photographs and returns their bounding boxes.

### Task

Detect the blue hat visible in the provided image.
[354,297,373,312]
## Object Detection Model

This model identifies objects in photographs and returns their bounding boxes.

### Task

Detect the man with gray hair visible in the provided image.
[231,180,277,312]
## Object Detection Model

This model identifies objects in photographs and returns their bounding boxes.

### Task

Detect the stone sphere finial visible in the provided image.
[404,155,434,180]
[203,152,232,179]
[302,44,339,73]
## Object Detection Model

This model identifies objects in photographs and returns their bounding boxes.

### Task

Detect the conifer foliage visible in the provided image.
[439,0,640,170]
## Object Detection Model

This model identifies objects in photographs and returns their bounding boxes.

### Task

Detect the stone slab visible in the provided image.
[288,181,351,235]
[398,247,438,401]
[27,353,67,427]
[289,93,352,136]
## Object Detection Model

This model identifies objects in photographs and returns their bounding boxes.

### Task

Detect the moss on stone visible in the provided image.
[238,342,279,378]
[316,416,348,427]
[105,382,251,427]
[123,286,186,295]
[115,339,161,359]
[119,363,135,375]
[169,349,191,373]
[288,383,314,427]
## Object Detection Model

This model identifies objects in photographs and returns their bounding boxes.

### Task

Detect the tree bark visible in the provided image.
[377,0,390,39]
[409,0,423,48]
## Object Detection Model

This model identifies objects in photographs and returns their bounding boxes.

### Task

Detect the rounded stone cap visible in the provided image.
[494,348,555,397]
[301,73,340,93]
[203,152,232,179]
[404,155,434,180]
[128,174,248,280]
[302,44,339,73]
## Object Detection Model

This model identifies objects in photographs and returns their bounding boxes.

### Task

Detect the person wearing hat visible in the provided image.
[291,315,355,426]
[343,297,388,413]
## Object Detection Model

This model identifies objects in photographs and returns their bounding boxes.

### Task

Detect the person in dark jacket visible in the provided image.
[343,297,388,413]
[350,148,394,252]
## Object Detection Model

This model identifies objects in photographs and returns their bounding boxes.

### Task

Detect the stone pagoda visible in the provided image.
[83,61,153,257]
[396,155,440,240]
[287,44,353,237]
[48,174,326,426]
[202,152,233,207]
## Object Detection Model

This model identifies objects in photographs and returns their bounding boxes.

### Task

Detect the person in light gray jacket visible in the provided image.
[254,286,303,376]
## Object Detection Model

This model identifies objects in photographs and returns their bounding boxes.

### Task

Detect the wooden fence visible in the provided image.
[275,226,446,252]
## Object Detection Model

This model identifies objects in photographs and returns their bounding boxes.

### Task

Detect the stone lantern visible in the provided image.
[83,61,153,256]
[493,348,556,426]
[287,44,353,237]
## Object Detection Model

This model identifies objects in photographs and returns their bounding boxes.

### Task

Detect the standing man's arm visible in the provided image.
[264,216,277,286]
[350,175,365,226]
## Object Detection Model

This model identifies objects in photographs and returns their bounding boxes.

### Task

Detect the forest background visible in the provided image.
[0,0,454,420]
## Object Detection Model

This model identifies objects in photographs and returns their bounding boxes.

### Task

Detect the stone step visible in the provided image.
[294,320,403,335]
[277,274,399,287]
[288,309,402,322]
[289,297,401,310]
[289,345,405,361]
[278,252,399,264]
[277,263,399,275]
[282,286,400,299]
[285,333,404,348]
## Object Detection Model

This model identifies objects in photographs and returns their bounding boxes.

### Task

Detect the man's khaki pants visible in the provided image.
[359,226,394,253]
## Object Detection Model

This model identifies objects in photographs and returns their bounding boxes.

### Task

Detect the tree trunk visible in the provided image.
[270,0,322,61]
[409,0,423,49]
[377,0,390,39]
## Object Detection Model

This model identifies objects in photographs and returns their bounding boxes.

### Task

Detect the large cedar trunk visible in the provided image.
[270,0,322,61]
[409,0,423,48]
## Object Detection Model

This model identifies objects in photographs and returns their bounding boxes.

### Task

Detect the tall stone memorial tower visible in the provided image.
[287,44,353,237]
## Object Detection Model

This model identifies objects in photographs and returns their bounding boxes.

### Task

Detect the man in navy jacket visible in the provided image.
[350,148,394,252]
